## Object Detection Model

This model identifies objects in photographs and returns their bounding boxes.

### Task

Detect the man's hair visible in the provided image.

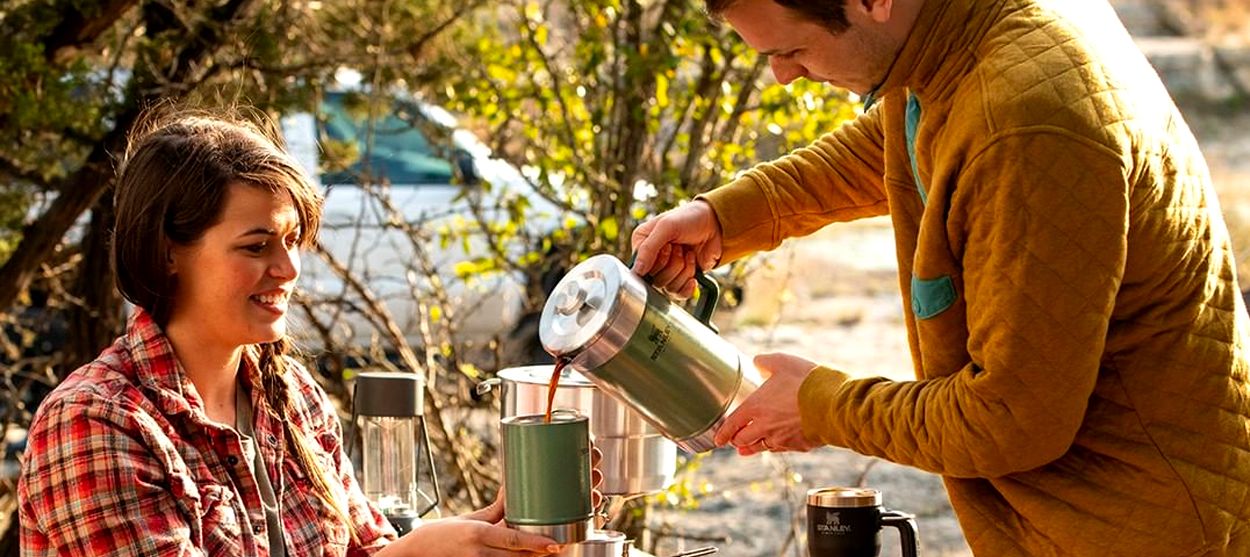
[704,0,851,34]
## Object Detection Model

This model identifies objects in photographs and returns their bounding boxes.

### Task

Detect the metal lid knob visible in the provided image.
[540,255,646,359]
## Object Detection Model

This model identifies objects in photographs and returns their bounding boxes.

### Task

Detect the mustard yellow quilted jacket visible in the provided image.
[702,0,1250,554]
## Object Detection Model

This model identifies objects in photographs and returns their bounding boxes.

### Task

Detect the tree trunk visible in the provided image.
[0,507,17,557]
[65,190,123,377]
[0,0,262,313]
[0,152,117,315]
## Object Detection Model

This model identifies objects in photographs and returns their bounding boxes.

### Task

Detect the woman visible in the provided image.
[17,110,566,556]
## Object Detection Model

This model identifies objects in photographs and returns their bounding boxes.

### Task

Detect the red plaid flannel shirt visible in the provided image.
[18,309,398,556]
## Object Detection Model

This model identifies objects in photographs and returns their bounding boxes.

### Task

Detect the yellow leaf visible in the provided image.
[524,2,543,22]
[600,216,619,241]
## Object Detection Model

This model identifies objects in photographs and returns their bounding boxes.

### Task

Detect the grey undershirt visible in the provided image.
[237,386,286,557]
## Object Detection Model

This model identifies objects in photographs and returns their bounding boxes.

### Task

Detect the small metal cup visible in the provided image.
[806,487,918,557]
[502,410,594,544]
[558,530,632,557]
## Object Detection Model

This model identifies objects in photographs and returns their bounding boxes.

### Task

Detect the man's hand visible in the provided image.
[630,200,723,298]
[714,352,823,456]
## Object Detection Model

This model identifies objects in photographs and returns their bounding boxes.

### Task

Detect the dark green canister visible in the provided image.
[501,410,594,543]
[539,254,760,453]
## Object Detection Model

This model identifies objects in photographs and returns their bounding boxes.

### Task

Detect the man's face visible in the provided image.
[723,0,897,95]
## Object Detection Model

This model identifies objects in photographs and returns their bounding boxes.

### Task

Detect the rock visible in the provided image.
[1136,36,1239,102]
[1111,0,1174,37]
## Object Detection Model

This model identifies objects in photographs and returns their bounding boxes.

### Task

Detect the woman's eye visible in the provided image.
[243,243,267,254]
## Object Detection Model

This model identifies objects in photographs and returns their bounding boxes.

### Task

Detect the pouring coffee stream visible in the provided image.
[544,356,571,423]
[546,276,602,422]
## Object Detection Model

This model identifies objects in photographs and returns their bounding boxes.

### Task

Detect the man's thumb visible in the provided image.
[752,353,778,381]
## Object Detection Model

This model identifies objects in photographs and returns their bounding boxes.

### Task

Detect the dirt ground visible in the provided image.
[645,100,1250,557]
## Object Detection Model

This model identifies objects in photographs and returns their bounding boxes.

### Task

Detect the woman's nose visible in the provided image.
[269,247,299,280]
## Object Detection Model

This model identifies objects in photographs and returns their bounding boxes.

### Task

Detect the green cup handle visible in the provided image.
[693,269,720,333]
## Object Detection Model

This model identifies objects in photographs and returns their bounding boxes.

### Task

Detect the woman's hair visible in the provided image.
[112,107,354,539]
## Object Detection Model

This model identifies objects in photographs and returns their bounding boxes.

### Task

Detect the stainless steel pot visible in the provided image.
[479,365,677,496]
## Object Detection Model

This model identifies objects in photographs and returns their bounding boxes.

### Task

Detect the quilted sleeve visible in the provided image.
[798,130,1129,478]
[700,104,890,263]
[18,393,206,557]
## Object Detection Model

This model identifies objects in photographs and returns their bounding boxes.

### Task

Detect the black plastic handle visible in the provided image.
[627,254,721,333]
[692,269,720,333]
[881,509,919,557]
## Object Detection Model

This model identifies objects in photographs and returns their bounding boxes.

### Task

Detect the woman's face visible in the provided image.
[168,182,302,349]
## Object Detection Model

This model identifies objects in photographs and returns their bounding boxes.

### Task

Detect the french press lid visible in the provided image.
[539,255,648,360]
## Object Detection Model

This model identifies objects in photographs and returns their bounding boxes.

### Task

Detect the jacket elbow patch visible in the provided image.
[911,274,957,319]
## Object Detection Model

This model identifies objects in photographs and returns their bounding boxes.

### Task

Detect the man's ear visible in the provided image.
[853,0,895,24]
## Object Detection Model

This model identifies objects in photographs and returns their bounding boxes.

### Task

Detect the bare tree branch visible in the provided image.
[0,0,263,312]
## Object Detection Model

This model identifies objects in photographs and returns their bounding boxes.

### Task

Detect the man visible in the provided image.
[630,0,1250,555]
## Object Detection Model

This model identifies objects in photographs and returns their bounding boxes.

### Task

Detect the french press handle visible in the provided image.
[881,509,919,557]
[629,254,721,333]
[692,269,720,333]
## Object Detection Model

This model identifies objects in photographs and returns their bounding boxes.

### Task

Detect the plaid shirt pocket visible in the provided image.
[197,483,245,554]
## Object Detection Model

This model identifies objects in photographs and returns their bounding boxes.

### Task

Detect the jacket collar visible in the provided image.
[865,0,1007,106]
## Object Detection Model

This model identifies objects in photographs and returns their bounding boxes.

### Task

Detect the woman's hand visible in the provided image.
[385,517,563,557]
[381,445,606,556]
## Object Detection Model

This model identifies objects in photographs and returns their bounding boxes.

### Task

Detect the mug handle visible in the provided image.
[881,509,919,557]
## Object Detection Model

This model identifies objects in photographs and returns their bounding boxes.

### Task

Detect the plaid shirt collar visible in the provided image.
[124,308,264,425]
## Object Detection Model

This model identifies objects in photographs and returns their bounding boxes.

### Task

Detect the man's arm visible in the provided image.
[701,104,890,264]
[800,130,1128,477]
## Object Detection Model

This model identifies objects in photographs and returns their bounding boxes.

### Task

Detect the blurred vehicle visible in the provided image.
[281,87,568,362]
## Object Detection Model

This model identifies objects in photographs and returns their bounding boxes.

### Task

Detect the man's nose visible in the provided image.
[769,57,805,85]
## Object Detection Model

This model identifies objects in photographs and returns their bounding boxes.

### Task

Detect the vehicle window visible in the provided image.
[320,92,456,185]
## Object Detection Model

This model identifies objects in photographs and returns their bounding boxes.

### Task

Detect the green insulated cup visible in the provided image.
[539,254,761,453]
[501,410,594,544]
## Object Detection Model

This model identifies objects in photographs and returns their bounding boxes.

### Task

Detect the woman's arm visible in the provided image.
[18,393,208,556]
